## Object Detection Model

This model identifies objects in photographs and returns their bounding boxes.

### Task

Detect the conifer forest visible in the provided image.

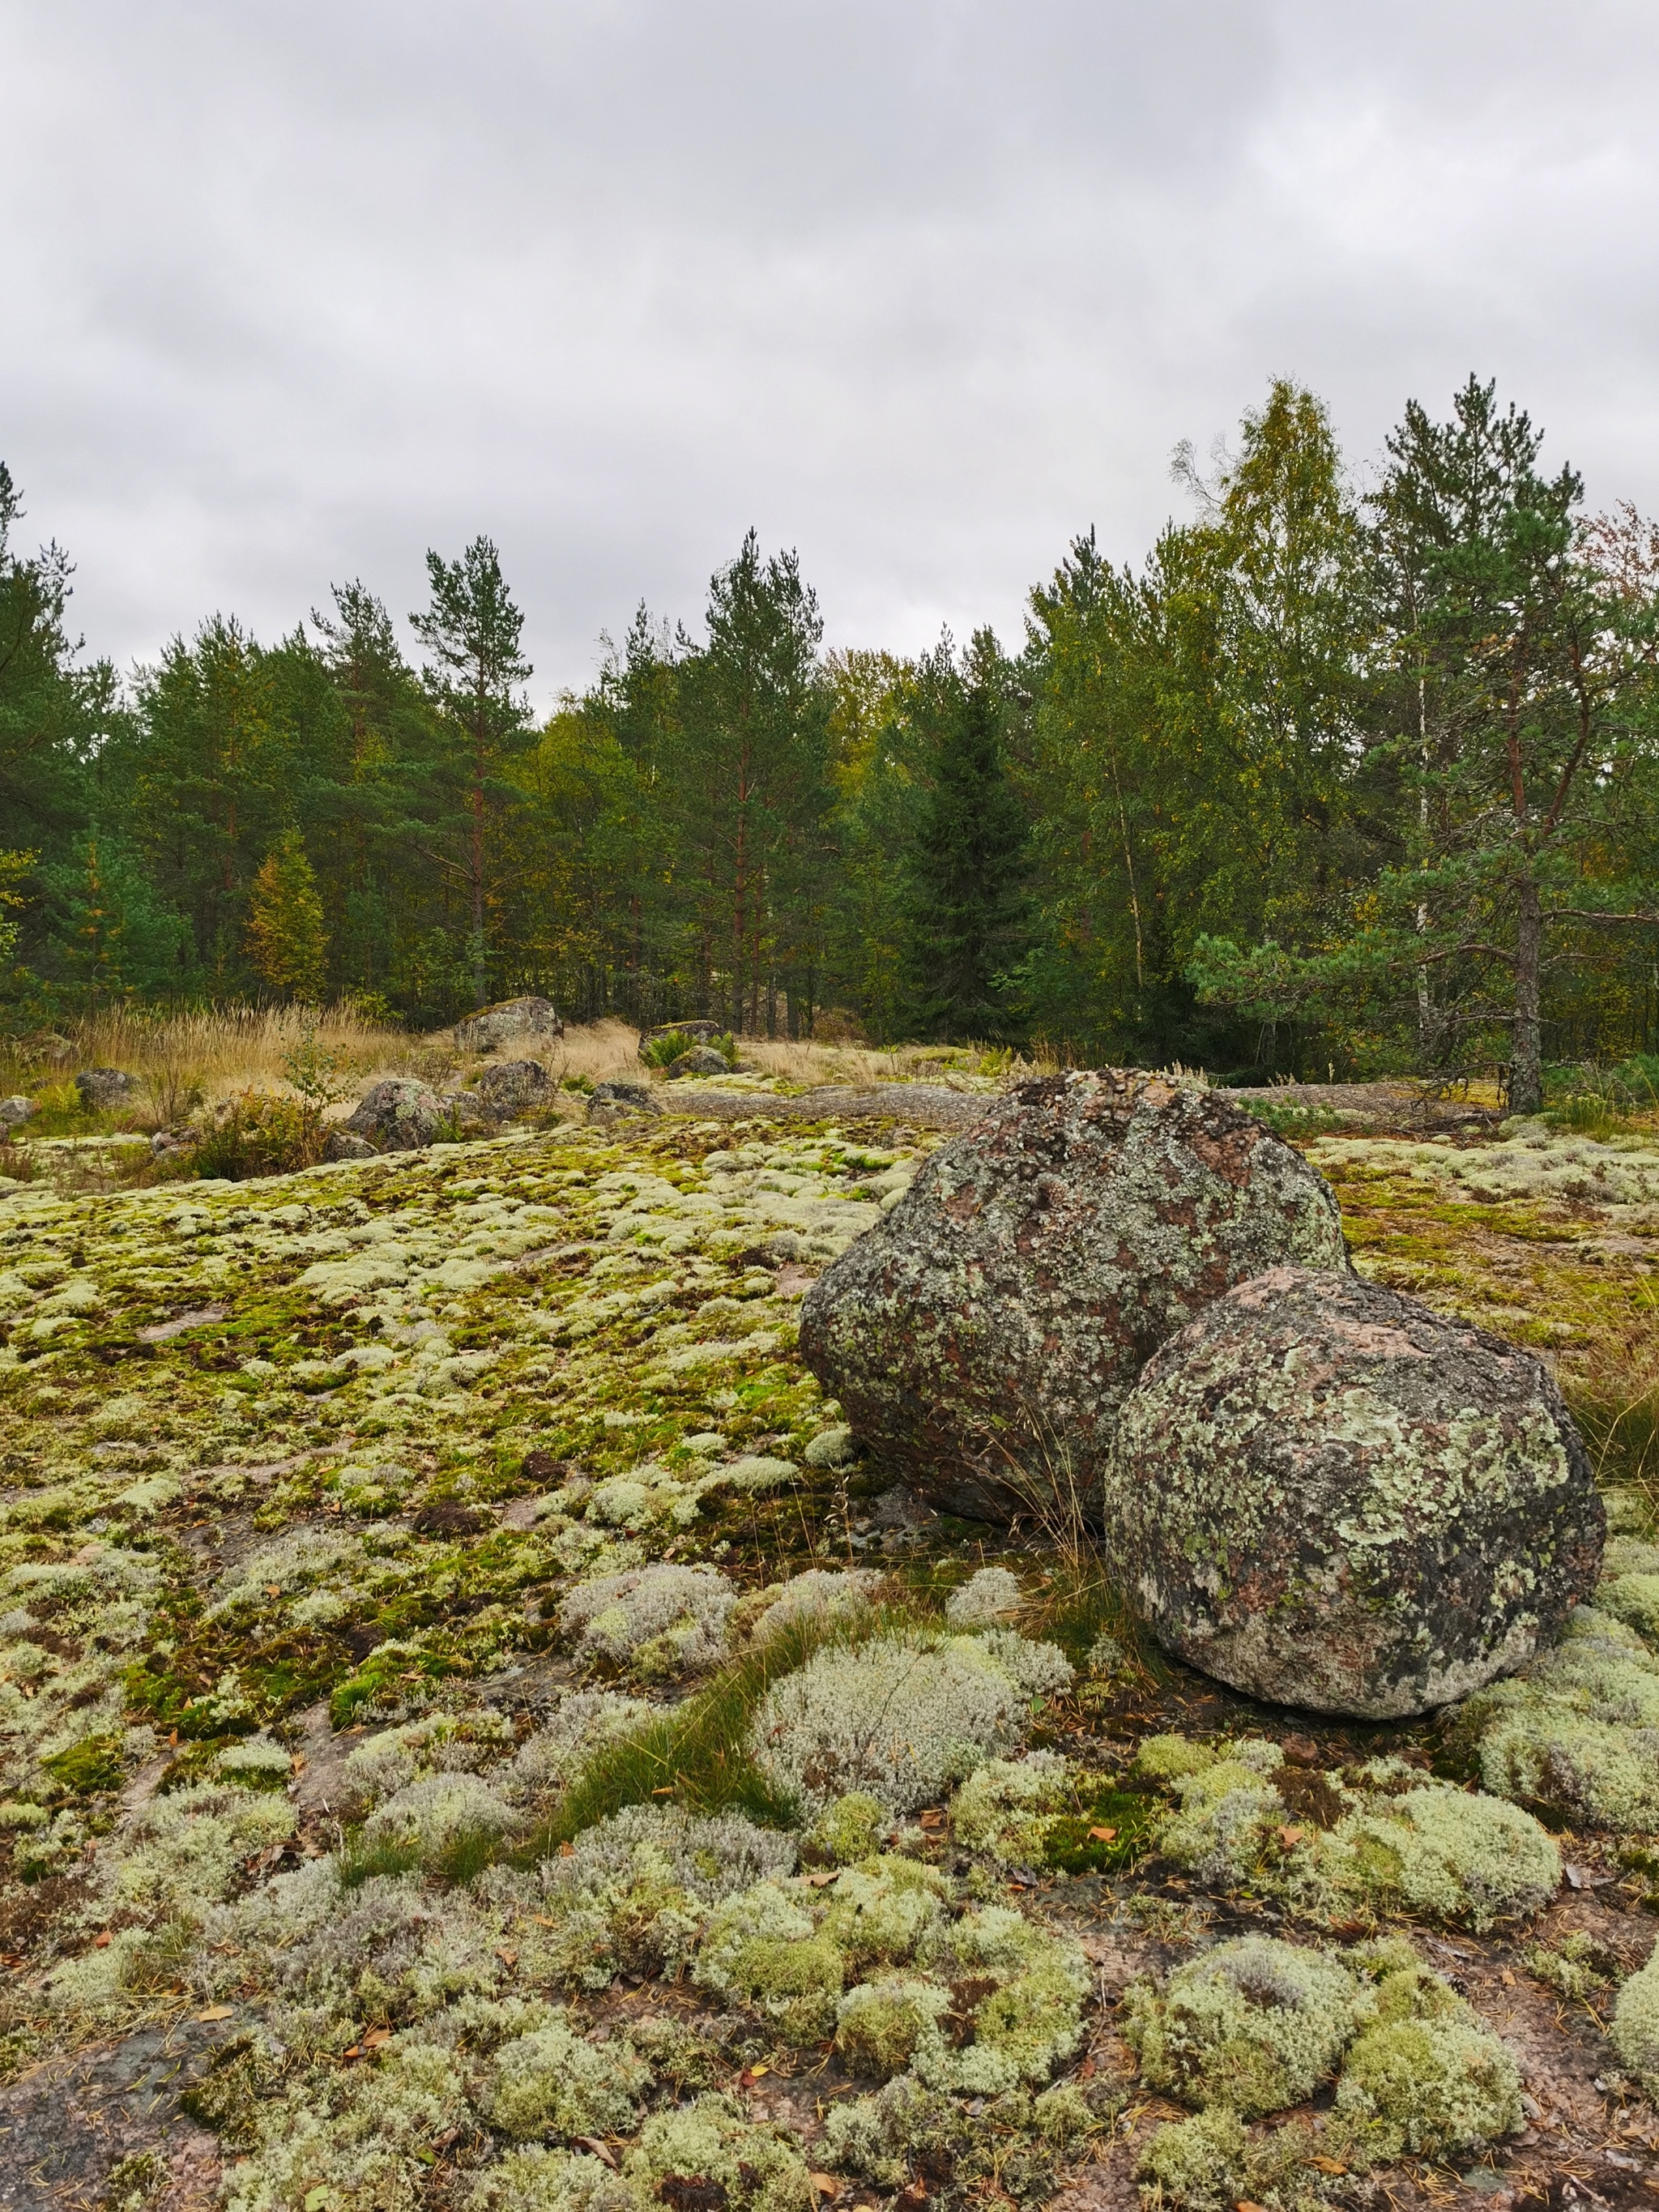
[9,374,1659,1111]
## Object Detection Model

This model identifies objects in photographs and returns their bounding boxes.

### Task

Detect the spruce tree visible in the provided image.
[245,829,327,1001]
[902,638,1029,1042]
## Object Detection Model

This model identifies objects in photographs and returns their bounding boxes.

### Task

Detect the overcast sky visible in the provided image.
[4,1,1658,711]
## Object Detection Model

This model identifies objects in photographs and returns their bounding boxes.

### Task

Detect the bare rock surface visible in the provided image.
[1105,1264,1605,1716]
[341,1075,444,1151]
[799,1069,1350,1520]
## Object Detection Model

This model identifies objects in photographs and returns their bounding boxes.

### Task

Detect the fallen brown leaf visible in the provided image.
[1087,1826,1118,1843]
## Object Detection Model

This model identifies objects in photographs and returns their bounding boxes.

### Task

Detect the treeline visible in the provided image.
[5,376,1659,1109]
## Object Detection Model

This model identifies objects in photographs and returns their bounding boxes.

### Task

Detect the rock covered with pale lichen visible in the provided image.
[1105,1266,1603,1716]
[799,1070,1349,1521]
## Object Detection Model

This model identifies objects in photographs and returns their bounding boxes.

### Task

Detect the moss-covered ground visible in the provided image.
[4,1095,1659,2210]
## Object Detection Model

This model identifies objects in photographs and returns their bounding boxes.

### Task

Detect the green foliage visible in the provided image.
[245,829,328,1000]
[186,1092,324,1181]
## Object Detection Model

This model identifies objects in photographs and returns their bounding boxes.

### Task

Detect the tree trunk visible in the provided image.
[1512,872,1544,1114]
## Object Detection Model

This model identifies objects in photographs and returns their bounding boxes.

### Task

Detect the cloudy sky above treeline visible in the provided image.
[4,1,1657,708]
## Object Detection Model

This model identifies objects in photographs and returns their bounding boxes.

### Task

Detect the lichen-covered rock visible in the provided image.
[75,1067,136,1110]
[343,1077,446,1152]
[478,1058,552,1117]
[0,1093,35,1127]
[799,1070,1348,1521]
[1104,1266,1603,1717]
[453,994,565,1052]
[589,1079,659,1117]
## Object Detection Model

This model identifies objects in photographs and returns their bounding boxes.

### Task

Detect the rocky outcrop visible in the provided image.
[799,1070,1350,1522]
[452,996,564,1053]
[342,1078,445,1152]
[477,1058,552,1117]
[75,1069,135,1111]
[1103,1266,1604,1718]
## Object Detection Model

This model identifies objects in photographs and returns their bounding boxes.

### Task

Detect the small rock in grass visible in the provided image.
[0,1095,36,1127]
[320,1125,376,1162]
[1105,1266,1603,1717]
[75,1067,137,1110]
[800,1069,1349,1523]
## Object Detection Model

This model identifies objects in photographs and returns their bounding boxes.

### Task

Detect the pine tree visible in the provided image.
[902,636,1030,1042]
[45,831,186,1000]
[245,830,327,1001]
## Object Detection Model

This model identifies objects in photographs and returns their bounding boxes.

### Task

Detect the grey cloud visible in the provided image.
[2,0,1657,707]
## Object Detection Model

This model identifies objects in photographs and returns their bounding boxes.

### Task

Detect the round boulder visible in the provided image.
[1104,1266,1605,1718]
[343,1077,444,1152]
[798,1070,1350,1522]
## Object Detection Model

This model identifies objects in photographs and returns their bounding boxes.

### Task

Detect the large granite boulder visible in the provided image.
[343,1078,445,1152]
[799,1070,1350,1521]
[1104,1266,1604,1718]
[75,1068,136,1111]
[452,995,564,1053]
[477,1058,552,1117]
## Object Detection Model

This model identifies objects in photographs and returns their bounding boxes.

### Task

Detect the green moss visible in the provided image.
[1612,1945,1659,2095]
[834,1975,952,2076]
[1320,1784,1559,1930]
[802,1791,888,1866]
[1136,2107,1252,2210]
[1334,2014,1520,2158]
[1124,1937,1365,2118]
[484,2018,651,2140]
[40,1732,123,1795]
